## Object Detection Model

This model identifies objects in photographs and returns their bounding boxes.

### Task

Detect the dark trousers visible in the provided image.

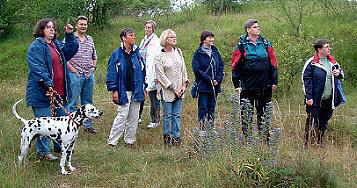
[305,98,333,144]
[139,100,144,120]
[240,88,272,140]
[198,92,217,124]
[148,90,161,123]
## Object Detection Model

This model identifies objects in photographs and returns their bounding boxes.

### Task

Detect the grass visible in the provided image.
[1,1,357,187]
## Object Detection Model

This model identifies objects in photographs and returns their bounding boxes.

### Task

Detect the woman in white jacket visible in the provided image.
[139,20,162,128]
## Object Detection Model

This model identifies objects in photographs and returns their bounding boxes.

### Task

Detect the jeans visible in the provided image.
[198,93,216,122]
[148,90,161,123]
[32,106,63,156]
[67,71,94,128]
[163,99,182,138]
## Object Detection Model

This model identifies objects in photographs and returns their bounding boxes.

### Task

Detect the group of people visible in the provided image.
[24,16,345,159]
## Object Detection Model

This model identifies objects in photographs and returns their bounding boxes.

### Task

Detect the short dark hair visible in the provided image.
[244,19,258,32]
[33,18,56,38]
[120,28,135,41]
[200,31,214,43]
[313,39,330,52]
[76,16,88,23]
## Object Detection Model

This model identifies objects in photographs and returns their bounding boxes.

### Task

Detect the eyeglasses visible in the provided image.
[250,26,260,29]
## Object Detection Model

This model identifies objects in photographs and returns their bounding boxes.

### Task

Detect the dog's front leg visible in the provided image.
[67,141,76,172]
[60,144,70,175]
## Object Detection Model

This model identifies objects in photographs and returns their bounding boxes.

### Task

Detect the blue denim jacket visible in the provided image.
[106,45,146,105]
[26,33,79,107]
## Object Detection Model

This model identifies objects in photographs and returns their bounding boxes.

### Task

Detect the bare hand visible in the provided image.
[175,88,183,98]
[67,62,79,74]
[112,91,119,104]
[235,87,241,95]
[272,85,277,92]
[144,90,148,98]
[306,99,313,106]
[213,80,218,86]
[332,69,340,77]
[45,87,54,96]
[64,24,74,33]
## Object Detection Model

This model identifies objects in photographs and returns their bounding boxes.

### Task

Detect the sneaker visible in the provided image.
[147,122,158,128]
[198,130,207,137]
[84,127,97,135]
[42,153,58,161]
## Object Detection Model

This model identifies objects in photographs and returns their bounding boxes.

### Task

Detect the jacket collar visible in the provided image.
[196,45,218,54]
[120,42,138,53]
[312,54,336,64]
[36,37,53,45]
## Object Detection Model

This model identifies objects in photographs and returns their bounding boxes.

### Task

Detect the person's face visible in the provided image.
[76,19,88,34]
[203,36,215,46]
[247,23,261,36]
[318,43,331,57]
[144,23,154,36]
[44,21,55,40]
[166,33,176,47]
[123,32,136,46]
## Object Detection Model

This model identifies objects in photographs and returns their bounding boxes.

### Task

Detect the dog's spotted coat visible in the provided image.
[12,99,103,175]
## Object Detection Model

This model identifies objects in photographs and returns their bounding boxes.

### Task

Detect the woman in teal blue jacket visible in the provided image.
[26,18,78,160]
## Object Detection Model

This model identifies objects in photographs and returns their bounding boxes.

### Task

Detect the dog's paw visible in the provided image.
[68,166,76,172]
[61,170,71,175]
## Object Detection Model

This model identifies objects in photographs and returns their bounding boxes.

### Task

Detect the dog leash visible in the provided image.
[46,89,69,116]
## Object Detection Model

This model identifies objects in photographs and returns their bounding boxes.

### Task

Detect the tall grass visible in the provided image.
[0,1,356,187]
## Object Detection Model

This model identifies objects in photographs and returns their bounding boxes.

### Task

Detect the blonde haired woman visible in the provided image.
[155,29,189,145]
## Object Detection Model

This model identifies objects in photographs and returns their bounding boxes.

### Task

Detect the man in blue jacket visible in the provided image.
[302,39,346,147]
[26,18,78,160]
[106,28,146,147]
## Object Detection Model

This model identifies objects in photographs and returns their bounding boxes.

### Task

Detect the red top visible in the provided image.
[48,42,65,96]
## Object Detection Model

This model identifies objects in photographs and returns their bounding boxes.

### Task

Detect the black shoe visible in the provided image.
[84,128,97,135]
[163,135,171,145]
[125,143,135,149]
[172,137,181,146]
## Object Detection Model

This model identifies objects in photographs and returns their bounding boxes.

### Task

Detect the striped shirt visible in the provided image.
[69,35,97,73]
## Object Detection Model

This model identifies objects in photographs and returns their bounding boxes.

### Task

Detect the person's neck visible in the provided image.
[248,34,259,44]
[45,37,52,44]
[202,43,211,48]
[318,53,327,59]
[76,31,86,40]
[146,33,153,39]
[124,42,132,53]
[164,45,173,52]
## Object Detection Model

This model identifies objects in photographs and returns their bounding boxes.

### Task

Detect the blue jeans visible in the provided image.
[163,99,182,138]
[198,93,216,122]
[67,72,95,128]
[32,106,64,156]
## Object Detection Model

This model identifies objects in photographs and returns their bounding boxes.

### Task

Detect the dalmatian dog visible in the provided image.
[12,99,103,175]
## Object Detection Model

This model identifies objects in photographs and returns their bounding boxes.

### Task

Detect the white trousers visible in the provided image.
[107,92,140,145]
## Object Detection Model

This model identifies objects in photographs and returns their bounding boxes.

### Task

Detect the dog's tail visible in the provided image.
[12,99,27,123]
